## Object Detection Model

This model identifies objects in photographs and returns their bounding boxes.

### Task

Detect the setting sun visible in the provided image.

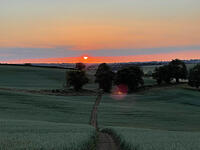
[83,56,88,60]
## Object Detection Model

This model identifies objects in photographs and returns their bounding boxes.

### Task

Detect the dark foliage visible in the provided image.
[114,66,144,92]
[66,70,89,91]
[95,63,115,92]
[168,59,188,83]
[75,63,86,71]
[188,64,200,88]
[153,59,187,84]
[153,65,172,84]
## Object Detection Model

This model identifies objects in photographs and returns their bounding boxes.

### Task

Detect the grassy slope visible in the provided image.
[98,87,200,149]
[0,65,66,89]
[0,90,96,124]
[0,90,96,149]
[0,65,98,90]
[0,66,99,149]
[99,88,200,131]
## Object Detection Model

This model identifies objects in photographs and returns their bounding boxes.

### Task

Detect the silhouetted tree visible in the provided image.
[168,59,188,83]
[66,70,89,91]
[114,66,144,92]
[153,65,172,84]
[95,63,115,92]
[76,63,86,71]
[188,64,200,88]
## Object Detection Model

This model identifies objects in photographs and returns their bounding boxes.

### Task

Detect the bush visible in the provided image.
[95,63,115,92]
[66,70,89,91]
[114,66,144,92]
[188,64,200,88]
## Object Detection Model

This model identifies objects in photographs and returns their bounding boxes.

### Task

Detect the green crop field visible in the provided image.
[105,127,200,150]
[0,65,200,150]
[0,65,66,89]
[0,83,96,149]
[0,120,95,150]
[0,90,96,124]
[0,65,98,90]
[98,87,200,149]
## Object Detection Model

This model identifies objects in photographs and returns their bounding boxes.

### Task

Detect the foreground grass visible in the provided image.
[99,87,200,131]
[103,127,200,150]
[0,90,96,124]
[99,87,200,149]
[0,90,97,149]
[0,120,96,150]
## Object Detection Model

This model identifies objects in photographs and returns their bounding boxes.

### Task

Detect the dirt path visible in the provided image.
[90,91,120,150]
[90,91,102,129]
[96,132,120,150]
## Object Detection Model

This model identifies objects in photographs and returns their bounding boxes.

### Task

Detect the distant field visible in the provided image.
[141,63,198,74]
[0,64,196,90]
[0,65,98,90]
[0,65,66,89]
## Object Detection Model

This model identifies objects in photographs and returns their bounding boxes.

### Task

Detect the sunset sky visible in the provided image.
[0,0,200,63]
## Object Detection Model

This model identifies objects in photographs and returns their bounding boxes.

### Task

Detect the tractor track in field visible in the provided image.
[90,91,120,150]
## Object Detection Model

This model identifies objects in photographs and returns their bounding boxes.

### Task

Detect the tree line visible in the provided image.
[66,59,200,92]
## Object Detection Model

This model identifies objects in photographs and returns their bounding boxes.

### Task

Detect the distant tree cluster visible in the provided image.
[114,66,144,92]
[153,59,188,84]
[66,62,144,92]
[65,60,200,92]
[95,64,144,92]
[188,64,200,89]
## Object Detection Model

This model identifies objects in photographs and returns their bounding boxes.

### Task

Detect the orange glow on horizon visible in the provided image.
[2,50,200,64]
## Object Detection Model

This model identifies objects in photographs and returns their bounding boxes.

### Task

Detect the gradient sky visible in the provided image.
[1,0,200,63]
